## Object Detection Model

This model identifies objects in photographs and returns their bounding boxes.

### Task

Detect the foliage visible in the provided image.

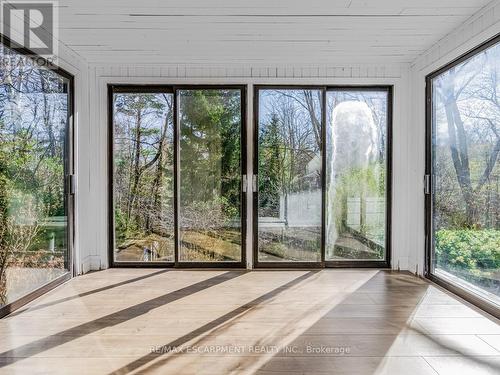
[258,114,282,217]
[113,89,243,261]
[435,229,500,293]
[435,229,500,274]
[0,45,69,306]
[179,89,241,208]
[331,163,386,243]
[431,41,499,297]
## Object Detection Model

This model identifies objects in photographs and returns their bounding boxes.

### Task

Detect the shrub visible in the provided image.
[435,229,500,286]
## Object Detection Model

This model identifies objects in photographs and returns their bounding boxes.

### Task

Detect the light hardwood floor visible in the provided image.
[0,269,499,374]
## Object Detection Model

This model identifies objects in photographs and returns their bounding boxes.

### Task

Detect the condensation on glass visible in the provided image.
[430,41,499,305]
[0,44,71,307]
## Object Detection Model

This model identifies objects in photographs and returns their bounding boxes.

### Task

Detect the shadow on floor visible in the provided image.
[112,271,434,374]
[7,269,171,318]
[252,272,499,374]
[107,271,320,375]
[0,271,245,367]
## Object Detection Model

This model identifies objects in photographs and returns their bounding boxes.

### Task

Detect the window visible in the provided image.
[110,86,246,266]
[256,89,322,263]
[0,42,73,314]
[111,90,175,263]
[427,37,500,308]
[326,89,390,262]
[254,86,391,267]
[111,85,390,268]
[178,89,243,262]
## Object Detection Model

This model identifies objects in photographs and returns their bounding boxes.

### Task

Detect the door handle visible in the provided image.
[242,175,247,193]
[252,175,258,193]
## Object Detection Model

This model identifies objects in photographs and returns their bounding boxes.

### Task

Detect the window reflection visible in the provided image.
[325,90,388,261]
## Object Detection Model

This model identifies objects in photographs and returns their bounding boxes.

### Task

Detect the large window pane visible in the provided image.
[112,92,175,262]
[325,90,388,261]
[257,89,322,263]
[179,89,242,262]
[0,44,70,307]
[431,41,500,305]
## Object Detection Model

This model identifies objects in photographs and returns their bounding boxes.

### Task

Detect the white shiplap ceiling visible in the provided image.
[56,0,493,65]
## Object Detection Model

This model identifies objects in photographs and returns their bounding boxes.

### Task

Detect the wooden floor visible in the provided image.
[0,269,499,375]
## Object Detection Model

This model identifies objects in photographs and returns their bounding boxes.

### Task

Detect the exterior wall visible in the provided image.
[408,1,500,275]
[280,190,322,227]
[82,63,411,270]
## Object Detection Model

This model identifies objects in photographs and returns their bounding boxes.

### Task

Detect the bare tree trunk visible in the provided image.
[148,115,169,232]
[444,99,475,225]
[40,71,56,158]
[127,109,142,228]
[303,90,321,150]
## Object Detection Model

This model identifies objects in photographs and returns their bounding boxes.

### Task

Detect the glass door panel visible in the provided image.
[256,88,322,263]
[112,91,175,263]
[0,43,71,308]
[429,40,500,306]
[178,89,243,263]
[325,89,389,262]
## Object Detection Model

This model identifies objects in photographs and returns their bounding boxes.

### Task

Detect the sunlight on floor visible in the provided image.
[0,269,499,375]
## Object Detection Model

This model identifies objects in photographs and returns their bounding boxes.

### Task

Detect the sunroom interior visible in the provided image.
[0,1,499,374]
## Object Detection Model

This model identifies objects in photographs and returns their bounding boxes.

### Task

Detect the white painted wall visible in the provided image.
[407,1,500,276]
[73,1,500,273]
[79,63,411,270]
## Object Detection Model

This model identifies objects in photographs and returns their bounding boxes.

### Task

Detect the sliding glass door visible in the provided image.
[178,89,244,263]
[111,89,175,263]
[325,89,390,263]
[254,86,391,267]
[110,86,246,267]
[427,37,499,310]
[111,85,390,268]
[255,88,323,265]
[0,43,73,315]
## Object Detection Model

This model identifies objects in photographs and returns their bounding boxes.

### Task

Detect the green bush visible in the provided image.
[435,229,500,282]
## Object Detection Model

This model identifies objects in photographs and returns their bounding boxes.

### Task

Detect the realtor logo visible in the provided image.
[1,1,57,58]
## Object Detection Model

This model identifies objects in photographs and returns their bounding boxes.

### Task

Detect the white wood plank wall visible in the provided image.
[9,0,496,273]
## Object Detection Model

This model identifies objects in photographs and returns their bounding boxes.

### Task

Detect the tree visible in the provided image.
[435,48,499,227]
[259,114,282,216]
[0,44,70,305]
